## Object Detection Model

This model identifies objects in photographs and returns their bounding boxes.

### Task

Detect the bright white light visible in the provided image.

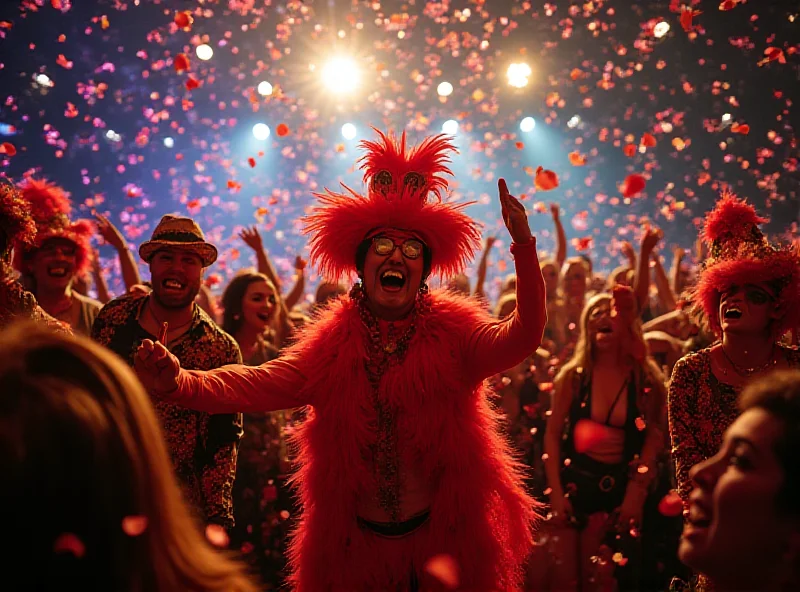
[257,81,273,96]
[163,137,174,148]
[507,62,532,88]
[35,73,53,87]
[252,123,271,141]
[196,44,213,61]
[321,57,360,94]
[520,117,536,133]
[653,21,671,39]
[442,119,459,135]
[341,123,357,140]
[437,81,454,97]
[105,130,116,140]
[722,113,732,122]
[567,115,581,129]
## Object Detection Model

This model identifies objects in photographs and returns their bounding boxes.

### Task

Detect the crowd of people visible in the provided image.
[1,129,799,591]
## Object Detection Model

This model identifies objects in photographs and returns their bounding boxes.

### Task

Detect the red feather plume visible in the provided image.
[702,190,766,245]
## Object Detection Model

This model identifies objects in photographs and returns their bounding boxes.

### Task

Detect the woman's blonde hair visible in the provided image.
[556,293,666,414]
[0,323,257,592]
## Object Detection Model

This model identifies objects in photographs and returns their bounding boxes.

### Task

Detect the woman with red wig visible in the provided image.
[668,192,800,588]
[135,129,547,591]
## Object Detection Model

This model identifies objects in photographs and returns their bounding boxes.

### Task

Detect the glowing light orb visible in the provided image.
[437,81,454,97]
[163,137,174,148]
[567,115,581,129]
[252,123,271,141]
[341,123,357,140]
[507,62,532,88]
[442,119,459,135]
[35,73,53,87]
[257,81,273,96]
[321,57,360,94]
[653,21,671,39]
[722,113,732,122]
[520,117,536,133]
[196,44,213,61]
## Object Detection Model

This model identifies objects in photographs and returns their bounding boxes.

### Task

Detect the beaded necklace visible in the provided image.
[352,282,429,522]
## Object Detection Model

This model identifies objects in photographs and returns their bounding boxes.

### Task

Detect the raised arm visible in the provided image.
[463,180,546,383]
[670,246,686,297]
[135,340,311,414]
[284,255,307,311]
[652,251,678,313]
[91,250,111,304]
[95,214,142,292]
[551,203,567,270]
[473,236,495,300]
[634,226,662,314]
[240,225,283,293]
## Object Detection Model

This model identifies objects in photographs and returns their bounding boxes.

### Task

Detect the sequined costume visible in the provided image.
[0,276,69,332]
[92,291,243,528]
[668,345,800,504]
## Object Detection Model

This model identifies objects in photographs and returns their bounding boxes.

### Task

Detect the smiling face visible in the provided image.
[361,232,425,320]
[240,279,277,333]
[718,283,781,336]
[586,299,617,352]
[564,260,588,299]
[680,408,790,587]
[29,237,78,292]
[149,248,204,310]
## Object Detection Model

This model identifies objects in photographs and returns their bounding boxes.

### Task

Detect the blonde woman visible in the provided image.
[540,287,666,591]
[0,323,256,592]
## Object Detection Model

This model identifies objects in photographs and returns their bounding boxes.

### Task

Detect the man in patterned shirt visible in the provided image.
[92,215,243,529]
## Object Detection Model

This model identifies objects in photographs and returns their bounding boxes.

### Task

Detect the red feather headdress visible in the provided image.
[13,178,94,277]
[304,129,481,281]
[693,191,800,338]
[0,180,36,259]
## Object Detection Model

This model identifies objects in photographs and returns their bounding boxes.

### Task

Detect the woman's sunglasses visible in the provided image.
[372,236,424,260]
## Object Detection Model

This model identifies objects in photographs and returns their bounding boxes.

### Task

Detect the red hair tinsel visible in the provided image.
[694,191,800,338]
[304,129,481,281]
[13,178,94,277]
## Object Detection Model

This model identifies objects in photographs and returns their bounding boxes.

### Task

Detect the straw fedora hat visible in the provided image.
[139,215,217,267]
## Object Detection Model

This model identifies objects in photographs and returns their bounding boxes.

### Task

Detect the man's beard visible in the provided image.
[151,280,200,310]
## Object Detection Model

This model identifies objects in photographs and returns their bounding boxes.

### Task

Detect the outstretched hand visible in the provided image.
[134,339,181,395]
[239,225,264,253]
[95,213,126,251]
[499,179,533,245]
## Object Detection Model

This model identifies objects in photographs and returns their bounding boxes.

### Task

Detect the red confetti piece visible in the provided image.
[50,0,63,9]
[227,180,242,192]
[534,166,559,191]
[174,53,190,73]
[640,132,657,148]
[758,47,786,66]
[680,8,702,32]
[623,144,637,157]
[121,515,148,537]
[572,236,593,251]
[0,142,17,156]
[53,533,85,557]
[730,123,750,134]
[515,141,524,150]
[424,554,460,589]
[276,123,290,137]
[185,76,201,90]
[205,524,230,548]
[568,151,587,166]
[247,157,256,168]
[56,54,73,69]
[719,0,740,10]
[658,490,684,517]
[621,173,646,197]
[174,11,193,29]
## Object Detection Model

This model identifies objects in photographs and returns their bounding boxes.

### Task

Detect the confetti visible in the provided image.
[621,174,646,198]
[534,166,559,191]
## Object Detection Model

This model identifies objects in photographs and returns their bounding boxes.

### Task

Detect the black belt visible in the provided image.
[357,510,431,538]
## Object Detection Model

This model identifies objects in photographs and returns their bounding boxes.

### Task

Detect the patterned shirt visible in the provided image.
[92,291,243,528]
[0,276,70,332]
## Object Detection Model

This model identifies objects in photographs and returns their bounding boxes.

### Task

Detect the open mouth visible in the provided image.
[379,269,406,292]
[256,312,271,322]
[723,307,742,320]
[162,278,185,292]
[47,266,70,278]
[596,324,613,335]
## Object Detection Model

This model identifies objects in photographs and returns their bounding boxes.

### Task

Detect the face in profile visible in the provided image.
[361,232,425,320]
[718,283,781,336]
[30,237,78,292]
[149,248,204,309]
[680,407,792,586]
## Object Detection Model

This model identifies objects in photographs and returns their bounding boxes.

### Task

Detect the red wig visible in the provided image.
[13,178,94,277]
[693,191,800,338]
[0,181,36,258]
[304,129,481,281]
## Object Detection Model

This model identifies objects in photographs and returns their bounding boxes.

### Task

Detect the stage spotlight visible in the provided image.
[653,21,670,39]
[321,57,360,94]
[442,119,459,135]
[507,63,532,88]
[257,81,273,96]
[196,44,213,61]
[163,137,174,148]
[252,123,271,141]
[520,117,536,133]
[437,81,454,97]
[341,123,357,140]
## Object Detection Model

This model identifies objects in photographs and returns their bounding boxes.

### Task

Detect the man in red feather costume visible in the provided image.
[136,130,547,591]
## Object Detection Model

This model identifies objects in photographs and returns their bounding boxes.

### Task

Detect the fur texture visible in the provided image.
[282,289,539,591]
[702,190,767,245]
[13,178,94,277]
